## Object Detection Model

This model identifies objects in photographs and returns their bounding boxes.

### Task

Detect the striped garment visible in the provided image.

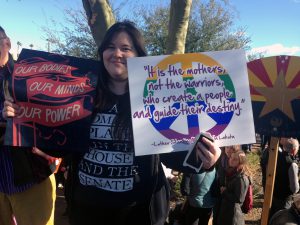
[0,65,5,123]
[0,146,34,195]
[0,54,34,194]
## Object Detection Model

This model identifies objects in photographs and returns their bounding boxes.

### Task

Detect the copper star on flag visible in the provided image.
[255,70,300,121]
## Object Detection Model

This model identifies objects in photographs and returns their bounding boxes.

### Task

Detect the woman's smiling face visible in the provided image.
[229,153,240,168]
[103,31,137,82]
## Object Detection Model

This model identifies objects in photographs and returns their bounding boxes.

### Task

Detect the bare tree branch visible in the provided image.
[82,0,115,47]
[167,0,192,54]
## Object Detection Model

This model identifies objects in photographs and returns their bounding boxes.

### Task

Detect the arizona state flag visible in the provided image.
[248,55,300,137]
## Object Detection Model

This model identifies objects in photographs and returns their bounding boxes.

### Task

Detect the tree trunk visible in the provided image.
[167,0,192,54]
[82,0,115,47]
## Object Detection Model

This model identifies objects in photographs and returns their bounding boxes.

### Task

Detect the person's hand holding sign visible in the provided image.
[2,99,20,119]
[197,136,221,169]
[184,132,221,171]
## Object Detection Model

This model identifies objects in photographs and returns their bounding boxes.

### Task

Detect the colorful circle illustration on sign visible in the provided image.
[143,53,237,141]
[248,55,300,137]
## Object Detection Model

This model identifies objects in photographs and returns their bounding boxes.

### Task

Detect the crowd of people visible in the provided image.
[1,21,300,225]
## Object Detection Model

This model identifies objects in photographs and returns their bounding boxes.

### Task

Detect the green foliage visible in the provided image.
[140,6,169,55]
[140,0,251,55]
[187,0,251,52]
[42,8,98,59]
[172,175,185,201]
[42,0,256,58]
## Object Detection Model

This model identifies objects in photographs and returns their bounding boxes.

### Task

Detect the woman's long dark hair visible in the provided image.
[0,26,5,33]
[94,21,147,140]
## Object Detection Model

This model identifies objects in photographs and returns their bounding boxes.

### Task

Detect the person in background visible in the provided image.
[0,26,9,143]
[0,25,56,225]
[260,134,270,150]
[269,194,300,225]
[269,138,300,219]
[217,146,240,190]
[241,144,251,153]
[218,149,251,225]
[180,169,217,225]
[259,137,286,193]
[213,145,239,225]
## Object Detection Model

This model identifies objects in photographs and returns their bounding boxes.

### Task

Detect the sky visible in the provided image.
[1,0,299,58]
[230,0,300,56]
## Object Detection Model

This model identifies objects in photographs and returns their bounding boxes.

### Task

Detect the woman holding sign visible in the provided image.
[3,21,221,225]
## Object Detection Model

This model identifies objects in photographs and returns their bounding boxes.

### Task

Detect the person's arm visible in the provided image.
[218,166,226,188]
[288,162,299,194]
[180,173,191,196]
[32,147,57,164]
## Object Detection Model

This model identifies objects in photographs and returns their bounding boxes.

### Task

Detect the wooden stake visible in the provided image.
[260,137,279,225]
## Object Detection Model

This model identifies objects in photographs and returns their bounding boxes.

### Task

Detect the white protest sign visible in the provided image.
[127,50,255,156]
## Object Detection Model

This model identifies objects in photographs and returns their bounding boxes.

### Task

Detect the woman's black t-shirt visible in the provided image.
[73,98,154,207]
